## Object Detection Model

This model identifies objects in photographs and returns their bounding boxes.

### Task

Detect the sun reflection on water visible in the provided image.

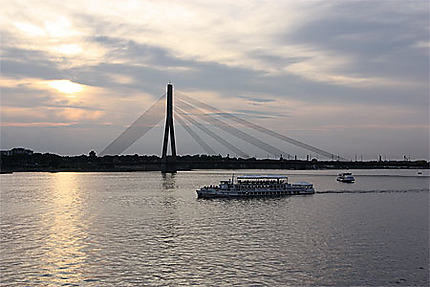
[39,172,89,285]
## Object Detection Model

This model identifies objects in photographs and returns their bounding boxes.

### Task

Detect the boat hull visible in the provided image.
[196,188,315,199]
[337,178,355,183]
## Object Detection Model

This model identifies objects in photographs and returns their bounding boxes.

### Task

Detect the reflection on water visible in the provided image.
[161,172,176,190]
[1,170,428,286]
[0,173,102,286]
[159,172,179,248]
[39,173,88,285]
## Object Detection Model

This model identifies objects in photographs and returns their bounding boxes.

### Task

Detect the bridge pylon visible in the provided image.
[161,83,177,172]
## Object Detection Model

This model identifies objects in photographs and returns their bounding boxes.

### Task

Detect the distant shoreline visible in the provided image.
[1,152,428,173]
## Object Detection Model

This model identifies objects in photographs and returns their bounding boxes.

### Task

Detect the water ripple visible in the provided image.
[1,171,428,286]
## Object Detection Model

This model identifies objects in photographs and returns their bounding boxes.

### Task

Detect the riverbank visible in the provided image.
[1,153,428,173]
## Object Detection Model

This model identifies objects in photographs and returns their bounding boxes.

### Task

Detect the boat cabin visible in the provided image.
[219,180,231,190]
[237,175,287,183]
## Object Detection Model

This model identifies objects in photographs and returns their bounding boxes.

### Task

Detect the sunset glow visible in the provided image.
[48,80,83,94]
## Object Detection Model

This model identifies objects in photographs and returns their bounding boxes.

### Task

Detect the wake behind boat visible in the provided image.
[196,174,315,199]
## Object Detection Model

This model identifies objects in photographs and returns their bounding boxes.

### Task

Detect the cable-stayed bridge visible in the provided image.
[100,83,346,171]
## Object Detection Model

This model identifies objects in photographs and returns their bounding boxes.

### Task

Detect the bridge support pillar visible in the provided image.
[161,83,177,173]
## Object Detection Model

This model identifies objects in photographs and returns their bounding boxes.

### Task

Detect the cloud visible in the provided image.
[232,109,286,119]
[2,1,426,92]
[1,122,79,127]
[280,1,429,89]
[0,0,428,159]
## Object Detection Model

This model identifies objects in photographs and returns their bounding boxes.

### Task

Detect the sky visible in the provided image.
[1,0,429,160]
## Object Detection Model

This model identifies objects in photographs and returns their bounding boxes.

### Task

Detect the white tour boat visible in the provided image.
[196,175,315,199]
[337,172,355,183]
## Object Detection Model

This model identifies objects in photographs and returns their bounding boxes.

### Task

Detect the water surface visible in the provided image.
[1,169,428,286]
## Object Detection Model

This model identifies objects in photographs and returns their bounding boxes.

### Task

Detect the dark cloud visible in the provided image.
[282,1,429,90]
[1,57,62,80]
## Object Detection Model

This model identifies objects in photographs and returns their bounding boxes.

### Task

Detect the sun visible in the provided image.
[48,80,83,94]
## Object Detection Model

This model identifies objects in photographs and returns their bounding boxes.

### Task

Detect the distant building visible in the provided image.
[0,150,11,156]
[1,148,34,156]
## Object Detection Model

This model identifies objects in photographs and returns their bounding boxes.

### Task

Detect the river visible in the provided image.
[1,169,428,286]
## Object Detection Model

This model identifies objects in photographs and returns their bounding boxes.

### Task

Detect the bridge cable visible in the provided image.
[177,99,288,158]
[100,94,166,155]
[175,113,216,155]
[176,107,249,158]
[176,92,345,160]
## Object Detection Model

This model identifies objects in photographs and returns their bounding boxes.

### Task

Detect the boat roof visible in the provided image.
[237,175,287,180]
[292,181,313,186]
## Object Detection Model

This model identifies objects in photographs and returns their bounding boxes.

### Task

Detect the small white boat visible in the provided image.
[196,174,315,199]
[337,172,355,183]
